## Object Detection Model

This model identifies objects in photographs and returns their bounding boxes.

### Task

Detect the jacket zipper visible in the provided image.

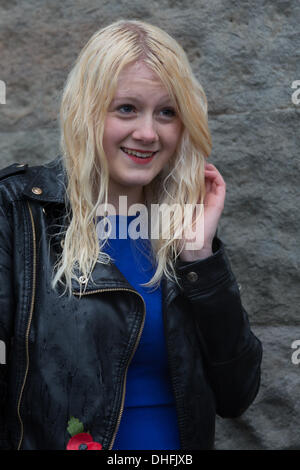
[17,202,37,450]
[73,287,146,450]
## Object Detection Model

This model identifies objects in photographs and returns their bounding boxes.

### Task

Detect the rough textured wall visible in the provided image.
[0,0,299,450]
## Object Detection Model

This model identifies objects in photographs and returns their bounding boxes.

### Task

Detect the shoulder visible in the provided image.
[0,156,65,205]
[0,162,29,182]
[0,161,32,206]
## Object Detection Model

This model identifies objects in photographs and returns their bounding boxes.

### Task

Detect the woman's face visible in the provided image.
[102,61,183,201]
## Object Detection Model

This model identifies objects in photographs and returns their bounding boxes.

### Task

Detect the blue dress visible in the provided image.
[96,215,180,450]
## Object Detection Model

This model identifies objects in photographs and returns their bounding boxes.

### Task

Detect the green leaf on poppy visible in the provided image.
[67,416,84,436]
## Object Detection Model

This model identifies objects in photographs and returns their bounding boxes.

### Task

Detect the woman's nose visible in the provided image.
[132,115,159,143]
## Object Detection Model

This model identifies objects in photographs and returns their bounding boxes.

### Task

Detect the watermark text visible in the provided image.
[0,80,6,104]
[291,340,300,364]
[107,453,193,467]
[291,80,300,105]
[0,340,6,364]
[96,197,204,250]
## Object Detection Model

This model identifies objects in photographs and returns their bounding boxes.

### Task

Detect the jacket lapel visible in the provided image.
[70,256,137,294]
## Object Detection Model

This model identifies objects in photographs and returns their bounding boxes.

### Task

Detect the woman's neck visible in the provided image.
[96,186,147,216]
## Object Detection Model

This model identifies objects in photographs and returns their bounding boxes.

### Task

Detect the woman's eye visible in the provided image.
[118,104,135,114]
[160,108,176,118]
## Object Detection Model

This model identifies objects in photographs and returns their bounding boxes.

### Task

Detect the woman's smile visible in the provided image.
[120,146,159,164]
[120,147,159,158]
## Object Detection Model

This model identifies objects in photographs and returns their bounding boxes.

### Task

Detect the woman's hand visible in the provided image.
[179,163,226,262]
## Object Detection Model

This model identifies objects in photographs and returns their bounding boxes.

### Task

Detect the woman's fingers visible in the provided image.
[205,164,225,184]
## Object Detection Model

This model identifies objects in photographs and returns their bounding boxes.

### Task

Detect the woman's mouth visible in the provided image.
[121,147,158,164]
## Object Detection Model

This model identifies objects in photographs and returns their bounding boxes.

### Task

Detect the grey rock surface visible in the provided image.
[215,326,300,450]
[0,0,299,450]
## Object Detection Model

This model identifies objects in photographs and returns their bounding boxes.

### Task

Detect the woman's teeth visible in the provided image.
[121,147,156,158]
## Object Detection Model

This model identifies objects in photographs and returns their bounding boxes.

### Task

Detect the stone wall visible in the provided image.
[0,0,299,450]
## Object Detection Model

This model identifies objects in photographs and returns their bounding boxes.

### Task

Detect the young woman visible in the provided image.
[0,20,262,450]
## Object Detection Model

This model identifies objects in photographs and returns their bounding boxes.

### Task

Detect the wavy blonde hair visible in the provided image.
[51,19,212,298]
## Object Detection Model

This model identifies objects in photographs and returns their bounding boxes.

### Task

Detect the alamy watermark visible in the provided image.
[96,197,205,250]
[291,80,300,105]
[0,340,6,364]
[0,80,6,104]
[291,340,300,365]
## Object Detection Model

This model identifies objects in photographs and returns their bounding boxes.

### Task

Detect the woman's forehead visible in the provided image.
[114,61,171,99]
[119,60,154,76]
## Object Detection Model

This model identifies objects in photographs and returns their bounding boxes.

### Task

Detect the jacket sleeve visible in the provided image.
[175,236,262,418]
[0,201,14,449]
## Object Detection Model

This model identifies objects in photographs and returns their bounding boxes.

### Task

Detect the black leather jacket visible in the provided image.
[0,156,262,450]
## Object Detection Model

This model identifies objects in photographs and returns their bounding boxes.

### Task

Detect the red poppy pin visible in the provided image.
[66,417,102,450]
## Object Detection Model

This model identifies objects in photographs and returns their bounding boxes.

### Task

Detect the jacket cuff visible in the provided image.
[175,237,233,293]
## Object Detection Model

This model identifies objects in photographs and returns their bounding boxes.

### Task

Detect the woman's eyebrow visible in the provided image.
[111,95,173,105]
[111,96,140,104]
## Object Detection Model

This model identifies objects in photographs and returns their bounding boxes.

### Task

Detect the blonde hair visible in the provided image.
[51,19,212,298]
